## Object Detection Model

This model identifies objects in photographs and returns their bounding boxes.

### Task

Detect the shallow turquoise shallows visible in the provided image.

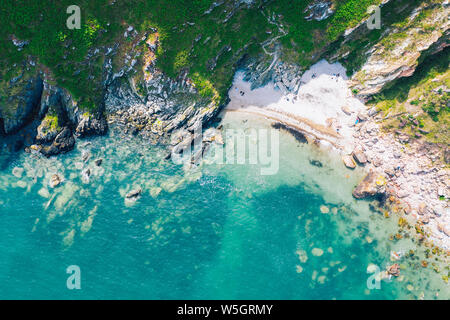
[0,112,447,299]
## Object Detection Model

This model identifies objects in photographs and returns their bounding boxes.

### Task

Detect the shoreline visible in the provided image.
[225,60,449,251]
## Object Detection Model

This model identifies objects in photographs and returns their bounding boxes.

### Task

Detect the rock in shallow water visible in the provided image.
[352,170,386,199]
[38,188,50,198]
[49,174,62,188]
[312,248,324,257]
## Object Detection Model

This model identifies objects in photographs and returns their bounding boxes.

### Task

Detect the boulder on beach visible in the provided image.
[352,170,386,199]
[342,155,356,169]
[126,187,142,199]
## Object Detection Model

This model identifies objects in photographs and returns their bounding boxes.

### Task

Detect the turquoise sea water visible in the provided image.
[0,112,448,299]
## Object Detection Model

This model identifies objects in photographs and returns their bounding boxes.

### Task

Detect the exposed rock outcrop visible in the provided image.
[352,170,387,199]
[352,147,368,165]
[304,1,334,22]
[39,127,75,157]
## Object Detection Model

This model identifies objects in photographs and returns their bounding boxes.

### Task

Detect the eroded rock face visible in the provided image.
[350,3,450,98]
[352,170,387,199]
[444,147,450,164]
[343,155,357,169]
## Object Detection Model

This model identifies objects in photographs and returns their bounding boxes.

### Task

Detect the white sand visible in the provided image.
[226,60,366,150]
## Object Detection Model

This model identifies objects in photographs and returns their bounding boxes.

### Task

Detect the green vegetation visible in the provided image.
[44,115,60,131]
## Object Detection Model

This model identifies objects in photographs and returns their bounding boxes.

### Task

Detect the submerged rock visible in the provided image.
[310,159,323,168]
[38,187,50,198]
[352,170,386,199]
[150,187,162,198]
[271,122,308,144]
[16,180,27,188]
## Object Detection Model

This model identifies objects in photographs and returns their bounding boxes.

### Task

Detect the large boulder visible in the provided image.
[353,170,387,199]
[75,113,108,138]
